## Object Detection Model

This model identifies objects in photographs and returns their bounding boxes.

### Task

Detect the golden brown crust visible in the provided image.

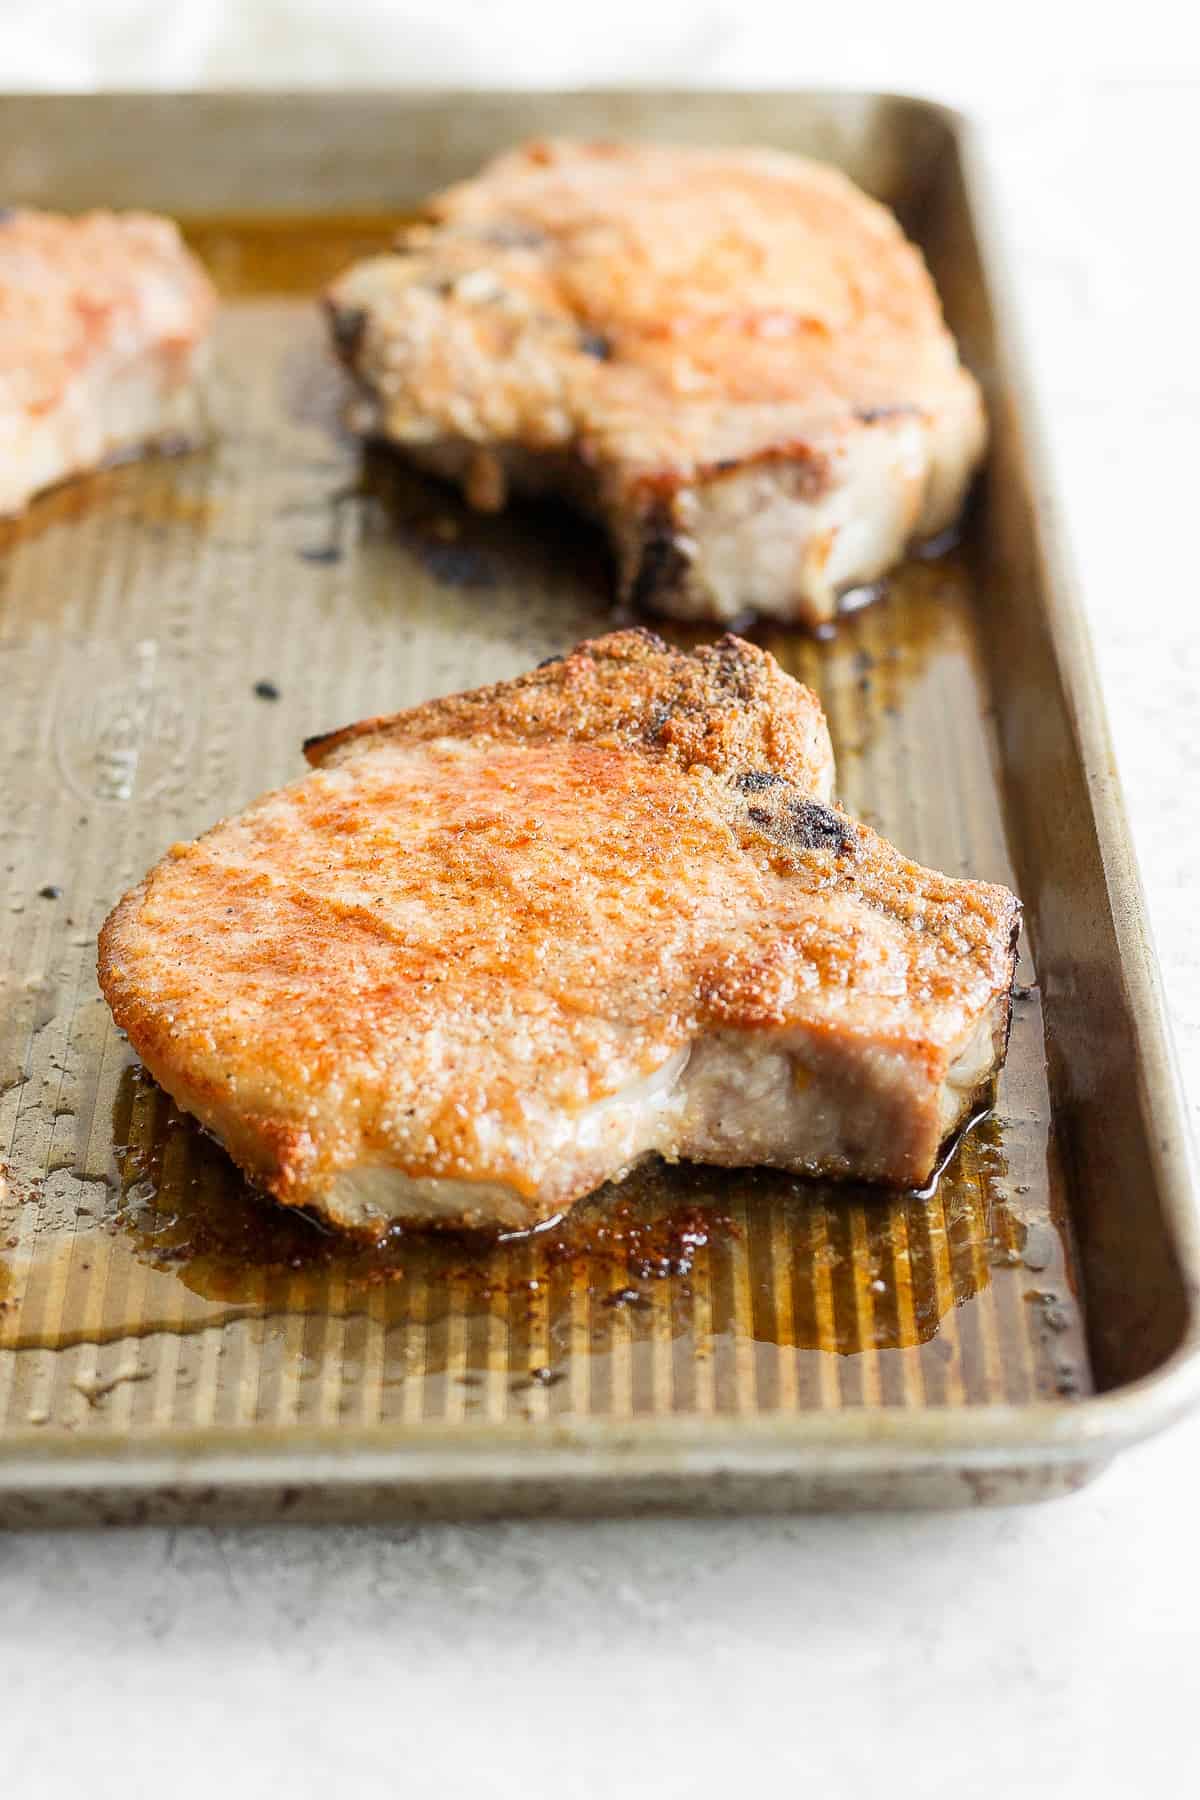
[303,627,835,793]
[326,140,986,628]
[327,139,980,488]
[98,632,1019,1232]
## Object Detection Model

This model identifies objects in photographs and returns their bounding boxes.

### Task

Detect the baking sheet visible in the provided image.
[0,93,1195,1520]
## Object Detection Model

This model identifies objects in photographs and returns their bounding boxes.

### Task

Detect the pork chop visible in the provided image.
[326,141,986,630]
[98,630,1019,1236]
[0,208,216,516]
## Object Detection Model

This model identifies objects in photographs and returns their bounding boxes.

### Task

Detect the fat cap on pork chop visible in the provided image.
[302,620,836,786]
[326,140,986,630]
[98,631,1019,1236]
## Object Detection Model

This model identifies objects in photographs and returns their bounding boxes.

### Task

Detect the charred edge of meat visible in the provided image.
[787,801,857,855]
[1000,907,1024,1058]
[577,329,614,360]
[708,634,765,706]
[734,770,784,794]
[326,301,367,361]
[746,798,857,857]
[302,728,335,758]
[628,510,691,613]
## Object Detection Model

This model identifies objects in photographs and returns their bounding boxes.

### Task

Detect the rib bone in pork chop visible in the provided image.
[98,632,1019,1236]
[0,208,215,516]
[326,141,986,629]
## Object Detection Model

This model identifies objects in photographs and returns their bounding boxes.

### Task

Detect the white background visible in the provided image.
[2,6,1199,1795]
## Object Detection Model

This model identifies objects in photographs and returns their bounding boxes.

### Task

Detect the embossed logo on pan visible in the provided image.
[54,640,194,806]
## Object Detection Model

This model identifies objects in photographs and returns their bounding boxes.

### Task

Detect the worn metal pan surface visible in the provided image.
[0,92,1196,1523]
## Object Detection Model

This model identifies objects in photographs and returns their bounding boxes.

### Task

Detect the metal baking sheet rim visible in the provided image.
[7,1353,1200,1519]
[0,91,1198,1520]
[4,1351,1200,1517]
[955,118,1200,1424]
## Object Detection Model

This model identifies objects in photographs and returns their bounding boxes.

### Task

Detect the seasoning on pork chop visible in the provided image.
[0,208,216,516]
[326,140,986,630]
[98,630,1019,1237]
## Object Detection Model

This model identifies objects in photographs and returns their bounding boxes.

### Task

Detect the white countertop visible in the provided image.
[2,10,1199,1794]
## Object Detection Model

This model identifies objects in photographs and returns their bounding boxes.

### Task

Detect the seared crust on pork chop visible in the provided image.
[0,208,216,516]
[98,631,1019,1236]
[327,140,986,629]
[303,624,835,792]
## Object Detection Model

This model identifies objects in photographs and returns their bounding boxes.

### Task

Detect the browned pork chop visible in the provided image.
[98,631,1019,1236]
[327,141,986,630]
[0,208,216,516]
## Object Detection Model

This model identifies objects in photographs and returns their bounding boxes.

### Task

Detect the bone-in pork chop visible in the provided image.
[98,631,1019,1236]
[0,208,215,516]
[327,141,986,630]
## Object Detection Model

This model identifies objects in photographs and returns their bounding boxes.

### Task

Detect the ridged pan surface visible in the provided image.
[0,243,1091,1450]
